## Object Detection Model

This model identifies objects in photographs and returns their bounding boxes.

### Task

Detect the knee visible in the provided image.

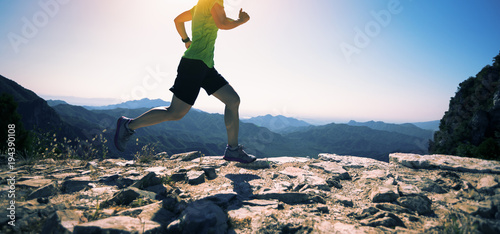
[226,94,240,109]
[167,108,189,121]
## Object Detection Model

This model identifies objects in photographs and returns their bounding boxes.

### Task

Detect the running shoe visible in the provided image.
[114,116,135,152]
[223,145,257,163]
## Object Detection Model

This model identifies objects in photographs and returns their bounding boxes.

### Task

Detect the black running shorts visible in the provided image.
[169,58,229,105]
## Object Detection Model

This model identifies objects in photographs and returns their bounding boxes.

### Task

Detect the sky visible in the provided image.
[1,0,499,124]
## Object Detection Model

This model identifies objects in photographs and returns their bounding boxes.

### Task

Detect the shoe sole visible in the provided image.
[114,117,126,152]
[223,156,256,164]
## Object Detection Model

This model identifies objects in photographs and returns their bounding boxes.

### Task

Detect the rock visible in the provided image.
[375,203,413,215]
[266,156,310,164]
[419,178,448,194]
[361,169,388,180]
[254,190,311,204]
[389,153,500,174]
[117,201,176,227]
[114,160,135,167]
[131,172,162,189]
[476,175,499,194]
[187,170,205,185]
[172,200,228,234]
[362,212,405,228]
[333,194,353,207]
[299,175,330,191]
[101,187,157,208]
[235,159,271,169]
[145,166,167,175]
[201,166,217,180]
[243,199,279,207]
[170,172,187,182]
[319,153,389,169]
[370,186,399,203]
[41,210,82,234]
[398,183,422,196]
[73,216,161,234]
[326,177,343,189]
[17,178,52,188]
[278,167,313,178]
[26,181,58,200]
[355,207,405,228]
[62,176,94,193]
[397,195,432,215]
[310,162,351,180]
[454,200,495,219]
[171,151,202,161]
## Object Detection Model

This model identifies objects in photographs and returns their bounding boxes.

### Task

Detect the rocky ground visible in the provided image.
[1,152,499,233]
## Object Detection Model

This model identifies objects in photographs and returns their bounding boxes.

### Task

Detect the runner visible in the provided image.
[114,0,256,163]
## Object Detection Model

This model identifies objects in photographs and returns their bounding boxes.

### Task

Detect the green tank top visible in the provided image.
[183,0,224,68]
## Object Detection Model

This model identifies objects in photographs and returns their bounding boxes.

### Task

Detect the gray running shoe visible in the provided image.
[223,145,257,163]
[114,116,135,152]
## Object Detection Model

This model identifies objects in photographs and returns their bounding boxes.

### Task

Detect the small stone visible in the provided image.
[278,167,312,178]
[254,190,311,204]
[310,162,351,180]
[397,194,432,215]
[171,151,202,161]
[177,201,228,234]
[370,186,399,203]
[235,159,271,169]
[62,177,93,193]
[27,181,58,200]
[73,216,161,234]
[41,210,82,234]
[398,183,422,196]
[101,187,157,208]
[333,195,353,207]
[187,170,205,185]
[201,166,217,180]
[477,175,499,194]
[131,172,162,189]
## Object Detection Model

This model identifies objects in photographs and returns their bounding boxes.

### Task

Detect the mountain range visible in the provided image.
[2,75,435,161]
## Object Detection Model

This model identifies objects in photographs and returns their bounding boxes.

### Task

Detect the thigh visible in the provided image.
[212,84,240,106]
[169,58,208,105]
[201,67,229,96]
[169,95,192,117]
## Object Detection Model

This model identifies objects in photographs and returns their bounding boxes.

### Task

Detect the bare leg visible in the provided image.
[128,95,192,130]
[212,84,240,148]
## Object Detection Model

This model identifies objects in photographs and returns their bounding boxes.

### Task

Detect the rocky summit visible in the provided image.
[1,152,500,233]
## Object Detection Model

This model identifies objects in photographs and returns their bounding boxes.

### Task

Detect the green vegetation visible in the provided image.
[0,93,32,153]
[430,51,500,160]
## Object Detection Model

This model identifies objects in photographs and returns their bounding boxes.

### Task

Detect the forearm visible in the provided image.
[175,21,189,40]
[218,18,246,30]
[174,10,192,40]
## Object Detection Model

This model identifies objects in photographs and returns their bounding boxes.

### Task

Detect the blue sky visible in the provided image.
[1,0,499,124]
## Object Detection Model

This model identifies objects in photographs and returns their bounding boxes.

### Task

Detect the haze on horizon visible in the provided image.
[1,0,499,124]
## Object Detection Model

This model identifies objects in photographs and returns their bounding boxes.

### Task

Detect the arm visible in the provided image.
[174,10,192,48]
[211,4,250,30]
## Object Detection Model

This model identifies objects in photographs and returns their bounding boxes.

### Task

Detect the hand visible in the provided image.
[185,41,191,49]
[238,8,250,23]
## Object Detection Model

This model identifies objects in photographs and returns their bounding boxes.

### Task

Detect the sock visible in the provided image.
[228,145,239,151]
[125,119,134,133]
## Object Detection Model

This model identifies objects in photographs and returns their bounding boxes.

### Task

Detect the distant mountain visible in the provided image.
[285,123,429,162]
[347,120,434,140]
[46,99,70,107]
[242,114,311,134]
[1,74,433,161]
[0,75,82,139]
[410,120,440,131]
[83,98,171,110]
